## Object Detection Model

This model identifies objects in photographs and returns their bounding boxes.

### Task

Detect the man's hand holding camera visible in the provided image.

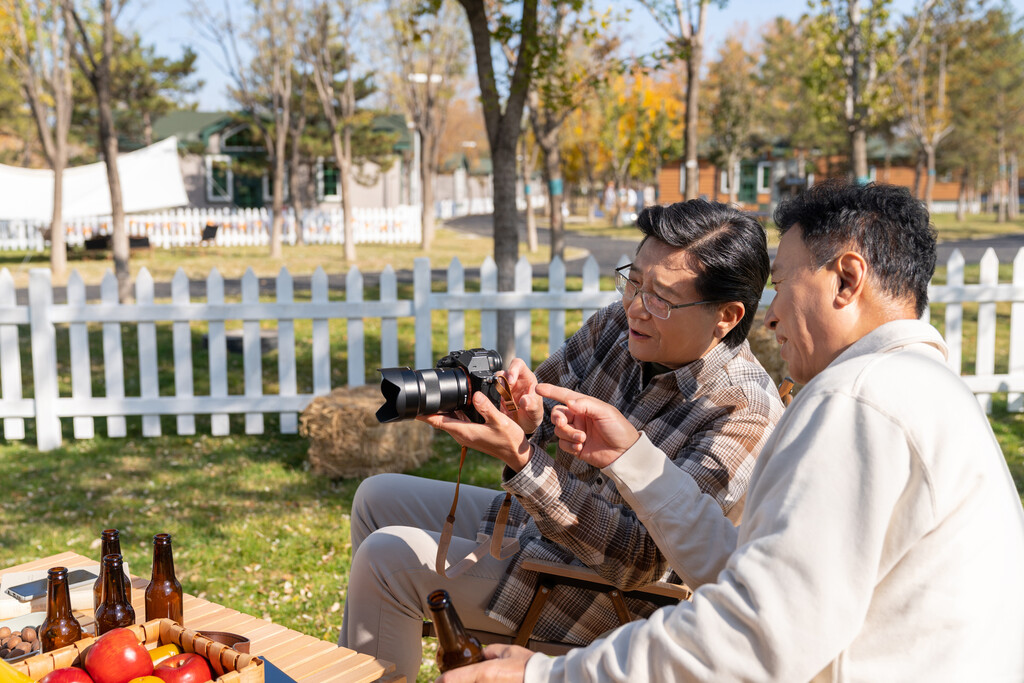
[417,358,542,472]
[499,358,544,434]
[417,390,535,471]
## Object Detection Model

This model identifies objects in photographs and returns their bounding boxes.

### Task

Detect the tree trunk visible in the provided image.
[1010,151,1020,220]
[845,0,870,184]
[50,152,67,279]
[913,148,925,199]
[268,88,289,258]
[850,129,868,184]
[998,129,1008,223]
[100,105,129,301]
[586,181,596,224]
[956,166,968,222]
[546,145,565,261]
[420,127,437,251]
[288,129,305,246]
[19,136,32,166]
[457,0,536,362]
[529,100,565,261]
[493,140,519,364]
[683,1,709,200]
[338,125,356,263]
[143,110,153,146]
[924,144,936,212]
[610,181,621,227]
[271,152,286,258]
[522,135,538,255]
[727,153,738,204]
[93,14,129,302]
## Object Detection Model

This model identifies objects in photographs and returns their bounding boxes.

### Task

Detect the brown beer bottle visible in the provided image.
[145,533,183,625]
[427,589,484,672]
[93,529,130,611]
[94,554,135,634]
[39,567,84,652]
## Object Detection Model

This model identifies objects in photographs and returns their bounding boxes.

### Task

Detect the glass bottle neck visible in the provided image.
[430,601,469,651]
[102,535,121,558]
[47,575,72,618]
[152,544,175,579]
[102,559,127,605]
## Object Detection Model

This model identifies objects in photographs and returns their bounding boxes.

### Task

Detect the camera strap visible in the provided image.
[435,377,521,578]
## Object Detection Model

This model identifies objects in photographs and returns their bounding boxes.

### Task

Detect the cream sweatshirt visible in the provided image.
[526,320,1024,682]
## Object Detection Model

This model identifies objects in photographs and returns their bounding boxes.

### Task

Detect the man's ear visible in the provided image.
[833,251,869,307]
[715,302,746,339]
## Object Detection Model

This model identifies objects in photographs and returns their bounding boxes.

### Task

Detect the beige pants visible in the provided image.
[339,473,517,681]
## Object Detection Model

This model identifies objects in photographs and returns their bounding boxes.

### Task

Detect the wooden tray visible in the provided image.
[11,619,264,683]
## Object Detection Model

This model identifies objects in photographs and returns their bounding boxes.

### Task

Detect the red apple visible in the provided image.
[83,628,154,683]
[38,668,94,683]
[153,653,212,683]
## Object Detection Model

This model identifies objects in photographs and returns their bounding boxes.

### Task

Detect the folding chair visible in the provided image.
[200,223,220,245]
[422,561,691,655]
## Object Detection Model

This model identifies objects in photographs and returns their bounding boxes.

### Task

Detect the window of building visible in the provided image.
[317,159,340,201]
[221,124,261,151]
[757,162,773,195]
[206,155,233,203]
[738,162,758,203]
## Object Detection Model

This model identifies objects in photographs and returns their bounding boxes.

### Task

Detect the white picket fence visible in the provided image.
[0,248,1022,451]
[0,206,423,251]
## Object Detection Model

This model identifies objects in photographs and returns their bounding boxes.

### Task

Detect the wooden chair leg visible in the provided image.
[514,581,554,647]
[608,589,633,625]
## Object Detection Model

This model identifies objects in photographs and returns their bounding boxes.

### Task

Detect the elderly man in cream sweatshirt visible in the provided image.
[439,181,1024,683]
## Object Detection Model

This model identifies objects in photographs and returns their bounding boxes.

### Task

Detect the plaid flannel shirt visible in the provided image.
[480,302,784,644]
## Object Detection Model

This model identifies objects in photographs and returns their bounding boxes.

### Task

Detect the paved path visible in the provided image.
[16,214,1024,303]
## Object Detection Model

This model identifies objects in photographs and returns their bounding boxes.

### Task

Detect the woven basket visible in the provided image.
[12,619,263,683]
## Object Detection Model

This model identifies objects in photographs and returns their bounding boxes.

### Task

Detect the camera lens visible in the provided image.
[376,367,470,423]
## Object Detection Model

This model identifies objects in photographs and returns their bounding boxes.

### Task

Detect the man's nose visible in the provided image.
[764,298,778,330]
[626,293,650,318]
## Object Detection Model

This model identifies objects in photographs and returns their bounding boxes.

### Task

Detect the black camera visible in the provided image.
[375,348,504,424]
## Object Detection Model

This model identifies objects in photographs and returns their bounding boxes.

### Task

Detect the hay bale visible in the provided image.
[747,311,790,388]
[299,385,434,479]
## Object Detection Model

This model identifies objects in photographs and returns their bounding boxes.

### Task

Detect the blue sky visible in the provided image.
[127,0,1024,112]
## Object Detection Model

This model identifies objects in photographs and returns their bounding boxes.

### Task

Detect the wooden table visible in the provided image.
[1,553,401,683]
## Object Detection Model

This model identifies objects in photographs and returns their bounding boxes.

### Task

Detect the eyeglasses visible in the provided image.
[614,264,720,320]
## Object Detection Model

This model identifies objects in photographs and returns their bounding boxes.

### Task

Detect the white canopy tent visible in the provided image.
[0,136,188,221]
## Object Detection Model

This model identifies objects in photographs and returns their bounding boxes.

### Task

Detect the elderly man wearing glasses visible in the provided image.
[340,200,785,682]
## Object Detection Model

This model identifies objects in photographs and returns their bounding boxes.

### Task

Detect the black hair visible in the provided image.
[634,199,770,348]
[772,181,937,317]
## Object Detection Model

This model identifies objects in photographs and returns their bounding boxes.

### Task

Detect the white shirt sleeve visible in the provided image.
[602,431,740,588]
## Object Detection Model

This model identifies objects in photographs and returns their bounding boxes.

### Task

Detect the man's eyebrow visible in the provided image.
[628,265,677,298]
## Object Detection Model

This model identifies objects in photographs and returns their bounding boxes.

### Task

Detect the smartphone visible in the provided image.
[4,568,98,602]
